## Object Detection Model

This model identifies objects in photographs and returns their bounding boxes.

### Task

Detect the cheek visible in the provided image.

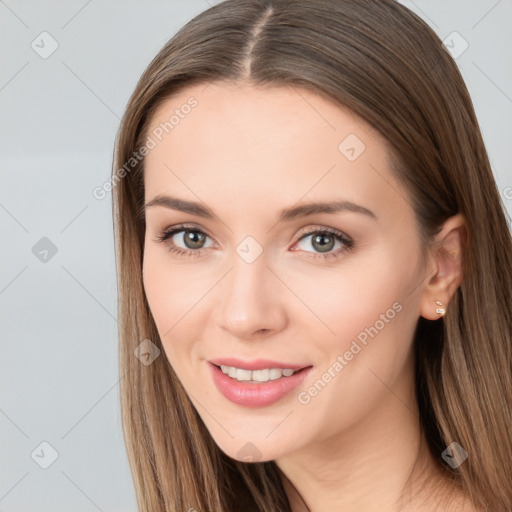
[142,248,170,327]
[293,271,418,441]
[292,245,421,396]
[285,248,415,343]
[332,251,420,376]
[142,246,203,330]
[142,246,218,368]
[142,248,191,352]
[142,251,193,386]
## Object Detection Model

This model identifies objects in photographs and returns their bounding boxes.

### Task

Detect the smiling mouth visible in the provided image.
[208,362,314,407]
[211,363,312,384]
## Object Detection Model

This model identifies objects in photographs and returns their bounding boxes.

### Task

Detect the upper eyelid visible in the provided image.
[159,223,350,236]
[297,225,350,238]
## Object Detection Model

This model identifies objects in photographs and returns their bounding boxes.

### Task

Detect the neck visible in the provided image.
[276,366,462,511]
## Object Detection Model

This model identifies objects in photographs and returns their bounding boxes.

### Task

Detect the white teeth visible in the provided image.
[220,365,299,382]
[269,368,282,380]
[252,369,270,381]
[235,369,252,381]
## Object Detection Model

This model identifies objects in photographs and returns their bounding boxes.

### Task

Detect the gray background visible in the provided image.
[1,1,511,510]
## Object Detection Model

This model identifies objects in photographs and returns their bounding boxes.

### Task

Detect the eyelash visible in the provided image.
[153,223,355,261]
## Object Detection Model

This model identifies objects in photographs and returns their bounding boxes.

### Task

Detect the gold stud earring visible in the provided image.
[435,300,446,316]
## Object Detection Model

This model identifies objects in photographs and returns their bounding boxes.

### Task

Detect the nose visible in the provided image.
[215,248,288,340]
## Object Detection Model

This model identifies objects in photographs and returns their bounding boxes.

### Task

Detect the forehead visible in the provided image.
[146,81,375,161]
[143,82,406,221]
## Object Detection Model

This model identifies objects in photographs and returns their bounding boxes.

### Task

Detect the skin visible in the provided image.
[142,81,472,511]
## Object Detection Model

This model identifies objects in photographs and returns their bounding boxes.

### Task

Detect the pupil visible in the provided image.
[184,230,205,249]
[313,234,334,253]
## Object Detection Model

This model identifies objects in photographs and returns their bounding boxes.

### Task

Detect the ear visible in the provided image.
[419,213,466,321]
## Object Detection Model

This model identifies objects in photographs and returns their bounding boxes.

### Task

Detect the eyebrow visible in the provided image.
[144,195,377,222]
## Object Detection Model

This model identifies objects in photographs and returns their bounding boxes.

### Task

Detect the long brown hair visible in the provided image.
[112,1,512,510]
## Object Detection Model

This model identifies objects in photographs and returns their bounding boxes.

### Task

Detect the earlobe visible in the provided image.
[419,213,466,320]
[434,299,446,317]
[420,298,448,321]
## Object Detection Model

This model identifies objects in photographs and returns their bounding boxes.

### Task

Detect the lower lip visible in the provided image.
[209,363,313,408]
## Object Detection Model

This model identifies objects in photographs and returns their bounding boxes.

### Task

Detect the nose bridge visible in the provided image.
[215,238,286,337]
[225,244,270,310]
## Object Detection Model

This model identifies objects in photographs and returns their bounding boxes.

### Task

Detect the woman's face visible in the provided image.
[142,82,428,462]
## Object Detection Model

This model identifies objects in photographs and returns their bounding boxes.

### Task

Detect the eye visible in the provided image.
[153,224,355,261]
[153,224,214,257]
[291,227,354,260]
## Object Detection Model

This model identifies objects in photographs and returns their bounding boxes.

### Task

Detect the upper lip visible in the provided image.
[208,358,311,371]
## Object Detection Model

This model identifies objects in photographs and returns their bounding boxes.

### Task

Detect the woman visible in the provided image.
[112,0,512,510]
